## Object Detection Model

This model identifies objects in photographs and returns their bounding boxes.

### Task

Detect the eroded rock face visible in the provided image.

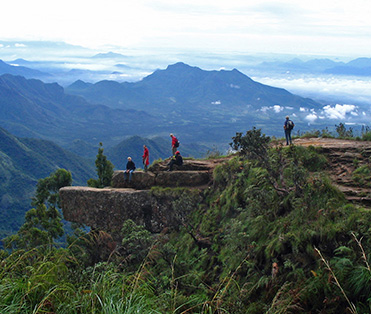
[60,186,203,241]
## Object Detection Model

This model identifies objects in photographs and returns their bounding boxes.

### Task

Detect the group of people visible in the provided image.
[123,118,294,182]
[123,133,183,182]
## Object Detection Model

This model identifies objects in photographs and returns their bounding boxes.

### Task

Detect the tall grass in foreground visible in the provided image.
[0,244,161,314]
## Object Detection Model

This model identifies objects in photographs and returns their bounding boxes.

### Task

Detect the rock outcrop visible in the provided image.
[60,158,225,242]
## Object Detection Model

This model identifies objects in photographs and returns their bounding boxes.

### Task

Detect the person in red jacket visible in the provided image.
[142,145,149,172]
[170,133,179,156]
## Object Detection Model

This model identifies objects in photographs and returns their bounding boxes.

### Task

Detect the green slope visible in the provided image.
[0,127,95,239]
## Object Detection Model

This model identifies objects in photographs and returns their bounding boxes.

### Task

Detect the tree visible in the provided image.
[230,127,271,165]
[87,142,114,188]
[336,122,354,138]
[4,168,72,250]
[230,128,306,198]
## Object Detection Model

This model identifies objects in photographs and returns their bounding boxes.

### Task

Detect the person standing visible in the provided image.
[170,133,179,156]
[284,115,295,145]
[124,157,136,182]
[142,145,149,172]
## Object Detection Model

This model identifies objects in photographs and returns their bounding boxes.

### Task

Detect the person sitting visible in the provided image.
[167,151,183,171]
[124,157,136,182]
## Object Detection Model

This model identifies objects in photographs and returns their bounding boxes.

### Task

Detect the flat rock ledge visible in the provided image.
[60,186,202,241]
[111,170,211,189]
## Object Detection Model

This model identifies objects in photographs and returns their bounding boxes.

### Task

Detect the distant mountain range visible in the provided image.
[0,63,326,148]
[0,74,159,149]
[0,59,51,80]
[66,62,319,113]
[65,62,324,140]
[254,57,371,76]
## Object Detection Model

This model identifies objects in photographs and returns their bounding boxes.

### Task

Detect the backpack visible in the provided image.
[287,120,294,130]
[174,139,180,147]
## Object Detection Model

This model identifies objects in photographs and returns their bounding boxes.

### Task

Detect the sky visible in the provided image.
[1,0,371,57]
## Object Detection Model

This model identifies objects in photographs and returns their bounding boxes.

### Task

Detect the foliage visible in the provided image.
[352,164,371,188]
[299,127,335,138]
[121,219,153,264]
[361,126,371,141]
[336,122,354,138]
[88,143,114,188]
[3,169,72,250]
[230,127,270,163]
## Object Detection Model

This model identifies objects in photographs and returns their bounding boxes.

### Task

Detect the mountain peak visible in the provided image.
[92,52,127,59]
[165,62,200,72]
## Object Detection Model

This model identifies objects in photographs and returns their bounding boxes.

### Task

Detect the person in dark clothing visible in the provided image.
[167,151,183,171]
[284,115,295,145]
[124,157,136,182]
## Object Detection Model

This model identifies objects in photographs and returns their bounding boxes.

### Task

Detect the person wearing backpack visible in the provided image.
[170,133,179,155]
[284,115,295,145]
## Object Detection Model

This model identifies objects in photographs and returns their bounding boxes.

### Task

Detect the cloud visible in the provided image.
[259,105,284,113]
[15,43,26,47]
[305,113,318,123]
[253,74,371,103]
[273,105,283,113]
[322,104,357,119]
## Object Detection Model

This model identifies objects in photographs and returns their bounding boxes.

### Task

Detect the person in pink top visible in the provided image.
[142,145,149,172]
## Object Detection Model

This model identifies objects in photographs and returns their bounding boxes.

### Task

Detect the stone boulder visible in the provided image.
[112,171,155,189]
[155,170,211,187]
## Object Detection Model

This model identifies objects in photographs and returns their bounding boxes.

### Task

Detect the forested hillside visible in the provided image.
[0,127,95,239]
[1,131,371,313]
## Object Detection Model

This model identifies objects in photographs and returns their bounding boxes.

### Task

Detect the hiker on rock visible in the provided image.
[124,157,136,182]
[170,133,179,156]
[142,145,149,172]
[167,151,183,171]
[284,115,295,145]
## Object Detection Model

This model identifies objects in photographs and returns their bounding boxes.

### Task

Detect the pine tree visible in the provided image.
[87,142,114,188]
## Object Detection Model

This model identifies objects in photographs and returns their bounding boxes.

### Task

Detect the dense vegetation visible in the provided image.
[1,129,371,313]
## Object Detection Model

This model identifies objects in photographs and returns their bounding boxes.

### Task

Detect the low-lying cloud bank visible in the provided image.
[253,74,371,104]
[302,104,364,123]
